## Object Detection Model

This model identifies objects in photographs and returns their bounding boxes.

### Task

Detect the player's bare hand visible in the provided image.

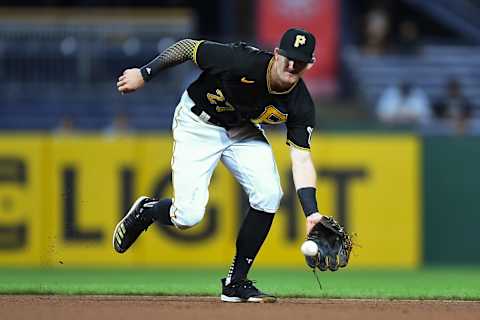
[306,212,323,235]
[117,68,144,94]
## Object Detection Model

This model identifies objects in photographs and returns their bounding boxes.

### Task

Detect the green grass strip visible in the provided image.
[0,267,479,300]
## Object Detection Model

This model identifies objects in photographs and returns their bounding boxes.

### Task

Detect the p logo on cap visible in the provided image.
[294,35,306,48]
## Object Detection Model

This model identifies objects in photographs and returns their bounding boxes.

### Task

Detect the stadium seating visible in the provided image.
[344,45,480,115]
[0,14,194,132]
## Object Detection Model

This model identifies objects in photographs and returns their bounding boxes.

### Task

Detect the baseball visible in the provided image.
[300,240,318,256]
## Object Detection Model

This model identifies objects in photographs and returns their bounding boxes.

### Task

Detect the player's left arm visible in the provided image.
[290,147,323,234]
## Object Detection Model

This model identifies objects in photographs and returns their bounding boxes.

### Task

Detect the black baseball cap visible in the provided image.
[278,28,316,63]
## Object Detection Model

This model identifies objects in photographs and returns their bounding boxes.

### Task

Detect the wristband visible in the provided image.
[140,66,152,82]
[297,187,318,217]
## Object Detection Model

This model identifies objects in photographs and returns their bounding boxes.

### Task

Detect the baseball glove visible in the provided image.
[305,216,352,272]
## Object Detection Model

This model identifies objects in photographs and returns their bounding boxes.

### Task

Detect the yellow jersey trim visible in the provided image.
[286,139,311,151]
[241,77,255,84]
[266,57,299,95]
[192,40,205,65]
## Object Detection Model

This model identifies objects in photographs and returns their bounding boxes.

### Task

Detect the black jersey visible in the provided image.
[187,41,315,150]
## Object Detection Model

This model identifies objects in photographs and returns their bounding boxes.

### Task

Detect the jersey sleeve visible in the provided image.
[286,91,316,150]
[195,41,236,74]
[140,39,203,82]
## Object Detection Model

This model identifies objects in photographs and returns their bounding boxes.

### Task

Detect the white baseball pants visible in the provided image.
[169,91,283,229]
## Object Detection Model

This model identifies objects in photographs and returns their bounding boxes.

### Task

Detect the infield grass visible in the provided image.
[0,267,479,300]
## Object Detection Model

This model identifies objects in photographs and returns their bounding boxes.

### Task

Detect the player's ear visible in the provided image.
[306,57,316,70]
[273,47,281,60]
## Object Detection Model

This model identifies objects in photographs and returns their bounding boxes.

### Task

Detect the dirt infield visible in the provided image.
[1,295,479,320]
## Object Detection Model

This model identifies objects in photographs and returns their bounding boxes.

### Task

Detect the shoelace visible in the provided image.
[132,213,151,230]
[130,203,155,231]
[234,279,257,290]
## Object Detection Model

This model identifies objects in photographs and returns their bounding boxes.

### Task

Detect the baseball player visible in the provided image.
[114,28,325,303]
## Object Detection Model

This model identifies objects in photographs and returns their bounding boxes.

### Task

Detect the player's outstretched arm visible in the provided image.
[139,39,202,82]
[290,146,323,234]
[291,146,353,272]
[117,39,202,94]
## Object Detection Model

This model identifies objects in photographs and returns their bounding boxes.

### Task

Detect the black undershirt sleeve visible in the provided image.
[139,39,203,82]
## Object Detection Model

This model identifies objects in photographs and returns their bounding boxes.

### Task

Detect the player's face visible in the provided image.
[275,52,312,85]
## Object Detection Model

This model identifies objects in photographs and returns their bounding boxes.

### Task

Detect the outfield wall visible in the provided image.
[423,137,480,265]
[0,133,473,267]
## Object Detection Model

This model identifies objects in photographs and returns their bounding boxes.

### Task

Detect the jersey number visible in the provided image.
[206,89,235,112]
[251,105,288,124]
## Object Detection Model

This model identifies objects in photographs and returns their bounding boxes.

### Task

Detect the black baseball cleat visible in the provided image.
[113,196,156,253]
[220,278,277,303]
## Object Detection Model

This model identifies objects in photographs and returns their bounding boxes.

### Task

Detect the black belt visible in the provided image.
[191,105,228,128]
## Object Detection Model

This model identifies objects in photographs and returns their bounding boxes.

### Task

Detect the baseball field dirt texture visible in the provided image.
[1,268,479,320]
[1,295,480,320]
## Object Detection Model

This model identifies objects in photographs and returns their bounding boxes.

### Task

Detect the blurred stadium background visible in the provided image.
[1,0,479,277]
